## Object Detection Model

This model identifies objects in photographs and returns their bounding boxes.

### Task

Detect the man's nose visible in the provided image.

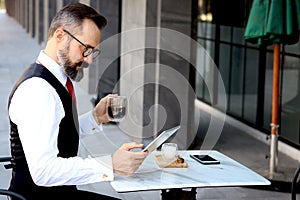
[83,55,93,64]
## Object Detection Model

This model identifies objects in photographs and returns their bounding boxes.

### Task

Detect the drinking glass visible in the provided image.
[161,143,178,162]
[106,96,127,122]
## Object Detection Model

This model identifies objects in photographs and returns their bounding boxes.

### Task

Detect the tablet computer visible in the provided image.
[142,125,180,152]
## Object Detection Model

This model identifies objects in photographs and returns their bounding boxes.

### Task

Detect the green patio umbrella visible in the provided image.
[244,0,300,176]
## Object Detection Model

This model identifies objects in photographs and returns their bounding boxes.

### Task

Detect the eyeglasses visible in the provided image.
[63,29,100,59]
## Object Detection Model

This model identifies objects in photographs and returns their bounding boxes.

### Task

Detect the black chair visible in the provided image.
[291,165,300,200]
[0,156,27,200]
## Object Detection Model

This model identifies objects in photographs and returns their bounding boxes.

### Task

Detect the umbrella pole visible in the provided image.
[269,43,280,176]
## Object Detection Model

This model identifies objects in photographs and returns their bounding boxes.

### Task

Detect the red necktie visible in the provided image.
[66,77,76,105]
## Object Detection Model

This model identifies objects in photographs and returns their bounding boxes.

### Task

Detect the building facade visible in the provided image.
[4,0,300,151]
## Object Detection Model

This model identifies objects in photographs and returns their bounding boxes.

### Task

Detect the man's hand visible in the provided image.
[112,142,148,176]
[92,94,117,124]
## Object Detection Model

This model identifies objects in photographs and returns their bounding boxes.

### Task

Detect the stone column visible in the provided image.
[28,0,34,37]
[15,0,19,24]
[56,0,63,12]
[24,0,29,32]
[34,0,40,44]
[79,0,90,6]
[43,0,49,46]
[119,0,195,149]
[119,0,147,142]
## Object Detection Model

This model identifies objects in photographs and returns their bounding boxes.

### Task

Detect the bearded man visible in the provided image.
[8,3,147,200]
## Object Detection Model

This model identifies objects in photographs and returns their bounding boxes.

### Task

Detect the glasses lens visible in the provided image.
[83,48,93,57]
[83,48,100,59]
[92,49,101,59]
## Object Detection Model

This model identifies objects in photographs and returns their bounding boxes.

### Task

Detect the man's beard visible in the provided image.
[57,46,89,82]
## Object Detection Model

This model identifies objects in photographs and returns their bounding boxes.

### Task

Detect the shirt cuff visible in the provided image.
[88,155,114,181]
[79,111,103,136]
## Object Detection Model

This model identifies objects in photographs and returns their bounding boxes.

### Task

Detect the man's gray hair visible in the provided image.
[48,2,107,39]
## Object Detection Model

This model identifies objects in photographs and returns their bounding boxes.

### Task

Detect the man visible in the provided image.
[8,2,148,200]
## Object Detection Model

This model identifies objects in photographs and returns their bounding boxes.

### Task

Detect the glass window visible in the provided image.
[285,42,300,55]
[196,39,215,104]
[233,27,246,45]
[198,22,216,40]
[229,46,244,116]
[263,52,274,131]
[220,25,231,43]
[195,0,300,147]
[219,44,231,102]
[281,56,300,142]
[243,49,259,123]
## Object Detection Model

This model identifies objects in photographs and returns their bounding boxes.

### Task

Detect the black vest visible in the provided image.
[8,63,79,199]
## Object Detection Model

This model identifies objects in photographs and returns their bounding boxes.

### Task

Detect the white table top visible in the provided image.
[110,150,271,192]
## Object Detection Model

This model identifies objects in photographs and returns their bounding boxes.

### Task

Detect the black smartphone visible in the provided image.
[190,154,220,165]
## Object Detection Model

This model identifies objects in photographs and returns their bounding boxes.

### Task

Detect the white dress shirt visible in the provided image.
[8,51,113,186]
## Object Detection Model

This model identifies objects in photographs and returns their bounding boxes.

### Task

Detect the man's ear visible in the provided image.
[54,29,66,50]
[55,29,65,41]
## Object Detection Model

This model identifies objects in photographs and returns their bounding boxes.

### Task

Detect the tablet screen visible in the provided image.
[142,125,180,152]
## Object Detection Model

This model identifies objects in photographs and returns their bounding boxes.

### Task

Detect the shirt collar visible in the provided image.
[36,50,67,86]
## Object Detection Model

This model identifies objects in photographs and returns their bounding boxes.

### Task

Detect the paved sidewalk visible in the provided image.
[0,12,299,200]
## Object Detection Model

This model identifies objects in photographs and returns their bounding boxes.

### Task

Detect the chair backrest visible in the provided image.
[0,156,27,200]
[291,165,300,200]
[0,189,27,200]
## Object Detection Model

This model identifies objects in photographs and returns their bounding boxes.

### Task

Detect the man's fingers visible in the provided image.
[112,143,148,176]
[121,142,144,151]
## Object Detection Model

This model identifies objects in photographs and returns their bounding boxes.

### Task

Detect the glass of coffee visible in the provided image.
[106,96,127,122]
